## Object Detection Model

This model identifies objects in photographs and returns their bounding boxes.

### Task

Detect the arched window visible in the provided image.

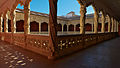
[85,23,92,31]
[30,21,39,32]
[76,24,80,31]
[57,24,62,31]
[41,22,48,32]
[63,24,67,31]
[16,20,24,32]
[105,22,108,31]
[98,23,101,32]
[69,24,74,31]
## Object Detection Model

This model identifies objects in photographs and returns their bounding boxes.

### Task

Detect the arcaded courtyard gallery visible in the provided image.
[0,0,120,66]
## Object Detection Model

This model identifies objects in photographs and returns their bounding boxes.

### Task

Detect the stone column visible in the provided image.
[111,18,114,32]
[39,23,41,34]
[93,8,99,33]
[92,23,94,32]
[24,2,30,34]
[3,13,8,33]
[49,0,58,59]
[62,24,64,32]
[67,24,69,32]
[80,5,86,34]
[108,16,111,32]
[101,12,105,33]
[74,24,76,32]
[10,10,16,33]
[0,15,3,32]
[117,21,119,32]
[115,20,117,32]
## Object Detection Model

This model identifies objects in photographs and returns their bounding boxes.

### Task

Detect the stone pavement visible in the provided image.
[0,37,120,68]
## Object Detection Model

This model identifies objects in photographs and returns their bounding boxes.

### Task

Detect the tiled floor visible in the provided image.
[0,37,120,68]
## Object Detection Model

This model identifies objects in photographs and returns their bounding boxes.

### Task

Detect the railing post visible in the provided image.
[49,0,58,59]
[80,5,86,34]
[101,12,105,33]
[0,15,3,32]
[108,15,111,32]
[3,13,8,33]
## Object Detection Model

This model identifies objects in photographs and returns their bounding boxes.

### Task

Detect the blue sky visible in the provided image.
[17,0,94,16]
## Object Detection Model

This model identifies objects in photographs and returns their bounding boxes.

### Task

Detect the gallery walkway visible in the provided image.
[0,37,120,68]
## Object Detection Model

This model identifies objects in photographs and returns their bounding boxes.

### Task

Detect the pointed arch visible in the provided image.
[41,22,48,32]
[63,24,67,31]
[69,24,74,31]
[30,21,39,32]
[16,20,24,32]
[76,24,80,31]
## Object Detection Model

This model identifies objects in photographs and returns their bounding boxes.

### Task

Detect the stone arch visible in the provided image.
[76,24,80,31]
[16,20,24,32]
[41,22,48,32]
[57,24,62,31]
[30,21,39,32]
[85,23,92,31]
[69,24,74,31]
[63,24,67,31]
